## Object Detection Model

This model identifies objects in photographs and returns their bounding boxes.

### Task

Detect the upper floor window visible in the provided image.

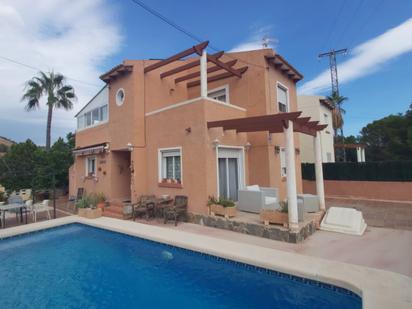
[208,86,228,103]
[77,105,108,130]
[277,84,288,112]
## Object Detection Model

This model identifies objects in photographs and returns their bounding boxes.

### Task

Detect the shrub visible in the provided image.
[302,161,412,182]
[207,196,235,208]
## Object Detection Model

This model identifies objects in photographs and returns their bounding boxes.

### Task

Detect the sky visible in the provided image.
[0,0,411,145]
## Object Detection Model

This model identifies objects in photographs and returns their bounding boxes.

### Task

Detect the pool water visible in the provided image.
[0,224,361,308]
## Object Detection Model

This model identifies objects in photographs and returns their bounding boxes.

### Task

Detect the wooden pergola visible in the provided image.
[208,112,327,230]
[143,41,248,96]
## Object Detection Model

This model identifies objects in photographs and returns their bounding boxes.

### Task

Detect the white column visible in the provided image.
[313,132,326,211]
[361,148,366,162]
[284,120,298,230]
[356,147,361,162]
[200,50,208,98]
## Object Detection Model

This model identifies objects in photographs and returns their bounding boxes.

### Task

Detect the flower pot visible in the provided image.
[260,210,288,227]
[78,208,102,219]
[97,202,105,212]
[209,204,237,219]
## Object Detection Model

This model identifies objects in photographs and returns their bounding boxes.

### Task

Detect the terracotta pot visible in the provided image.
[209,204,237,219]
[97,202,105,212]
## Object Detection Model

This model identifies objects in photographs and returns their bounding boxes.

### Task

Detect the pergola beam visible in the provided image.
[187,66,248,88]
[144,41,209,73]
[160,51,224,79]
[207,54,242,78]
[175,59,237,84]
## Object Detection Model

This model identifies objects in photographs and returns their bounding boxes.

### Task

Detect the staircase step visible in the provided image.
[105,205,124,215]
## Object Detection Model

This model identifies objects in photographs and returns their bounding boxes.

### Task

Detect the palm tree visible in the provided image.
[327,91,348,161]
[22,71,76,150]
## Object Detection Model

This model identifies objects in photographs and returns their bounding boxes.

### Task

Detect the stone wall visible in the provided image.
[187,213,317,244]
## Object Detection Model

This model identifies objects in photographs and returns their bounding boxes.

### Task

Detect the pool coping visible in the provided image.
[1,216,411,309]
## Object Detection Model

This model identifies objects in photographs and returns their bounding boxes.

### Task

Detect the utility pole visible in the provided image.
[319,48,347,161]
[318,48,347,96]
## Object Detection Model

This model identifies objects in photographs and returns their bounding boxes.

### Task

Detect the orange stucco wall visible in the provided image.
[70,49,304,213]
[302,179,412,201]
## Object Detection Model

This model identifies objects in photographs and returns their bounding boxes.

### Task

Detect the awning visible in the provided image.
[72,143,108,156]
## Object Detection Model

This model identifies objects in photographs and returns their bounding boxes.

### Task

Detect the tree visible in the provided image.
[327,91,348,161]
[359,106,412,161]
[22,71,76,150]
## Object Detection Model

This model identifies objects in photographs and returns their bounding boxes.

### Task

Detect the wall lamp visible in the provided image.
[212,138,220,149]
[244,142,252,152]
[274,145,280,154]
[127,142,138,151]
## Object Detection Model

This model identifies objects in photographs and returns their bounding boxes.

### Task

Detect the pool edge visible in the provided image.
[1,216,411,309]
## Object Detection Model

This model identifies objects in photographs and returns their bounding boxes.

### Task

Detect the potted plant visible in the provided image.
[208,196,237,219]
[260,200,288,227]
[76,195,103,219]
[96,192,106,211]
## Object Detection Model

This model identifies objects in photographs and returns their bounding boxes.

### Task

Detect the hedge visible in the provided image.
[301,161,412,182]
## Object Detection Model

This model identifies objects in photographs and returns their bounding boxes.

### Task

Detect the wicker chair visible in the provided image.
[132,195,156,220]
[163,195,188,226]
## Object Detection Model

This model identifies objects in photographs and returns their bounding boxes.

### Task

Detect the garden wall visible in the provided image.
[303,179,412,201]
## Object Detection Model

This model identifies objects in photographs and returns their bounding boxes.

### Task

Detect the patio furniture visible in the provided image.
[19,189,32,201]
[132,195,156,220]
[7,195,25,222]
[163,195,188,226]
[154,196,174,218]
[297,194,320,213]
[0,203,28,228]
[32,200,51,222]
[237,185,280,213]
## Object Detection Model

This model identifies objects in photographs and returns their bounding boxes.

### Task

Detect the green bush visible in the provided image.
[302,161,412,182]
[207,196,235,207]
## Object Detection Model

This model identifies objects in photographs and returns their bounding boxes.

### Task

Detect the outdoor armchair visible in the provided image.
[237,185,280,213]
[32,200,51,222]
[132,195,156,220]
[163,195,188,226]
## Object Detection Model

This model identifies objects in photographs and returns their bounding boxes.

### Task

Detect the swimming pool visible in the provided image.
[0,224,361,308]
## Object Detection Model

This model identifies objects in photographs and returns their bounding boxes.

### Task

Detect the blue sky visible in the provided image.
[0,0,411,144]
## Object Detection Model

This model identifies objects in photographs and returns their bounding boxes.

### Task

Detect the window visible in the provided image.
[324,113,331,134]
[208,86,228,103]
[159,148,182,182]
[277,84,288,112]
[86,157,96,176]
[76,104,108,130]
[116,88,125,106]
[280,147,287,176]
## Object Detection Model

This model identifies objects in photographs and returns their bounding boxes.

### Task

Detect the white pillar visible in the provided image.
[313,132,326,210]
[356,147,361,162]
[284,120,298,230]
[361,148,366,162]
[200,50,208,98]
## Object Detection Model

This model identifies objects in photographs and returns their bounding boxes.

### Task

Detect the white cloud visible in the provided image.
[229,25,278,52]
[0,0,122,143]
[299,18,412,95]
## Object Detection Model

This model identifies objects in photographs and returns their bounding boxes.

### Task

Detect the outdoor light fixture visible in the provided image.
[127,143,134,151]
[103,143,110,152]
[244,142,252,151]
[212,138,220,149]
[274,145,280,154]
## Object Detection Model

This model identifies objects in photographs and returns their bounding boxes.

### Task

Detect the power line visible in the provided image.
[129,0,266,69]
[320,0,347,52]
[0,55,101,88]
[334,0,366,48]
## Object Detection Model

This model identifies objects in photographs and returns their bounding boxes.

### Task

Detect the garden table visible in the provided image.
[0,204,27,228]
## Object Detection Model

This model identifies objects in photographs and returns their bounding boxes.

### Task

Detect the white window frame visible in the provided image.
[85,156,96,177]
[276,82,289,113]
[207,85,229,104]
[76,104,109,131]
[158,147,183,184]
[280,147,287,177]
[216,145,246,198]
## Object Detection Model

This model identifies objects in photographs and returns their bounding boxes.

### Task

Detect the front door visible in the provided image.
[217,148,243,202]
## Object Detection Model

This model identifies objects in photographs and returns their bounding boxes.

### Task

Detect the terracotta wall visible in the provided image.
[302,179,412,201]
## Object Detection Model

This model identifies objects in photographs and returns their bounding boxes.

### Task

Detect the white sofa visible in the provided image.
[237,185,280,214]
